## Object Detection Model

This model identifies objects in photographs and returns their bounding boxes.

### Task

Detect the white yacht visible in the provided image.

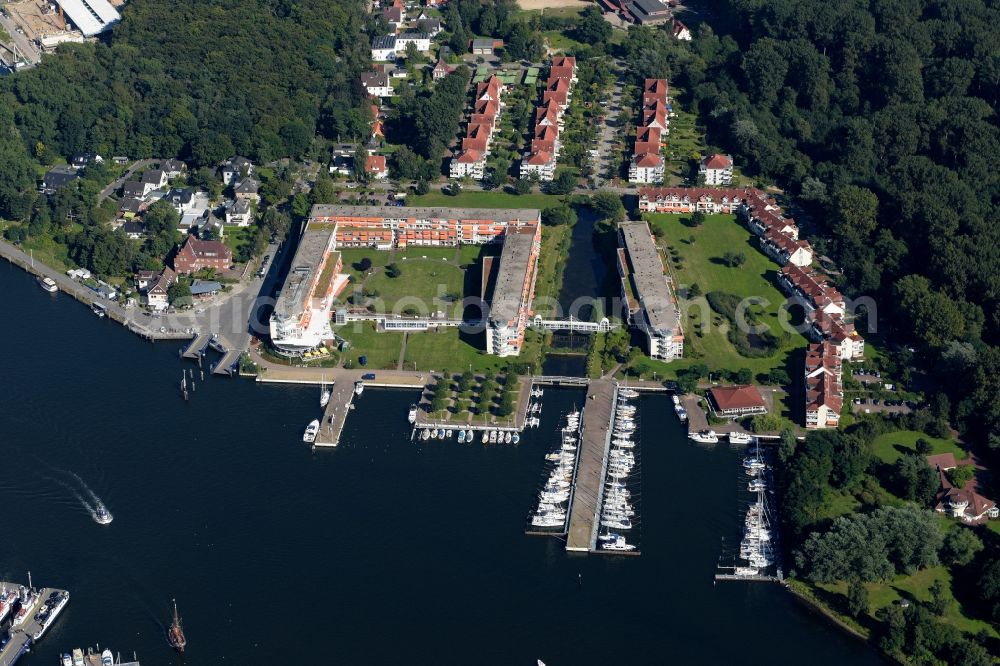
[532,514,565,528]
[302,419,320,443]
[674,404,688,421]
[61,654,73,666]
[672,395,680,406]
[619,388,639,398]
[729,431,753,445]
[601,516,632,530]
[734,566,760,577]
[504,431,512,444]
[430,429,438,440]
[466,430,474,443]
[421,428,430,441]
[101,649,113,666]
[354,381,364,396]
[748,479,767,492]
[38,276,58,293]
[689,429,719,444]
[408,404,418,423]
[512,433,520,444]
[602,536,636,552]
[446,429,453,439]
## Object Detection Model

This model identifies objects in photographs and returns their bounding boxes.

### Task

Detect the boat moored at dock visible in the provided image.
[38,276,58,293]
[302,419,320,443]
[689,429,719,444]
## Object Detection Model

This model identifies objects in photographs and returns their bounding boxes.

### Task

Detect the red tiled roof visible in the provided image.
[632,152,663,168]
[644,78,668,97]
[703,153,733,169]
[636,126,661,144]
[454,149,483,164]
[542,89,568,107]
[926,453,958,471]
[365,155,387,173]
[552,56,577,69]
[709,385,766,411]
[526,150,554,165]
[534,125,559,142]
[549,65,575,80]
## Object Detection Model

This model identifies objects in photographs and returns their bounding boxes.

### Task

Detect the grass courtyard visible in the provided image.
[628,212,810,379]
[407,190,565,210]
[870,430,969,465]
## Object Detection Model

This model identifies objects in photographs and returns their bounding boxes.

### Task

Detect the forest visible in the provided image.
[623,0,1000,452]
[0,0,373,223]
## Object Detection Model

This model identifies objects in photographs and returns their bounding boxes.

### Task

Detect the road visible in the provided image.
[0,12,40,68]
[593,66,627,187]
[98,158,157,202]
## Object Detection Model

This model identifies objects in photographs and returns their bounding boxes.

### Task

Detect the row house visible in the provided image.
[810,311,866,361]
[804,341,843,429]
[778,265,845,316]
[637,186,748,214]
[629,78,669,184]
[450,75,506,180]
[520,58,576,181]
[760,228,813,267]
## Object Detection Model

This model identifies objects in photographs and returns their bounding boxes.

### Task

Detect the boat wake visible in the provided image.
[51,470,113,525]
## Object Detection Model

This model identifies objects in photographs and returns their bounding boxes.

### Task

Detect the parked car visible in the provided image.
[361,372,376,380]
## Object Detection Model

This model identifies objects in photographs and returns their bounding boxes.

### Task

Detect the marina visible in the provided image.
[0,578,69,666]
[58,648,140,666]
[565,378,617,553]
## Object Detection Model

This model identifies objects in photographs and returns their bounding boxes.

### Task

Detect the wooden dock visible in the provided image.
[565,378,617,552]
[715,573,785,583]
[314,380,359,447]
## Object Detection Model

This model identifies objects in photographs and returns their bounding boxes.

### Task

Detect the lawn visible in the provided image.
[871,430,968,465]
[819,565,997,639]
[402,326,546,375]
[365,258,465,315]
[337,248,382,283]
[336,321,404,370]
[21,234,74,273]
[407,190,564,210]
[636,212,810,378]
[223,226,252,257]
[532,223,572,317]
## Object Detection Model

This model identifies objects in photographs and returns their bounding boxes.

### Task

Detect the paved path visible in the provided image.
[593,61,626,186]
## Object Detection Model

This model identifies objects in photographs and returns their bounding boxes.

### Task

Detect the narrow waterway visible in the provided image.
[0,265,882,665]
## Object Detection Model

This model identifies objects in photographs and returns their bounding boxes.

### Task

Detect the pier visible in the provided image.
[0,581,69,666]
[180,333,211,359]
[314,380,360,447]
[565,378,617,552]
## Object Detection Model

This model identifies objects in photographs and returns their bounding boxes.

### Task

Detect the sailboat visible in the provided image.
[167,599,186,654]
[319,376,331,408]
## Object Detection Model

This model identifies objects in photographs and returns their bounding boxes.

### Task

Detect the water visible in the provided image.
[0,265,881,665]
[555,207,609,323]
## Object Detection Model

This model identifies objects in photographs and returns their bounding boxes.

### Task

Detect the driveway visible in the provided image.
[99,159,157,202]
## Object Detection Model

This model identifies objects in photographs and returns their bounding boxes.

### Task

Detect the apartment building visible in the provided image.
[805,341,843,429]
[617,222,683,360]
[520,57,576,181]
[629,78,668,184]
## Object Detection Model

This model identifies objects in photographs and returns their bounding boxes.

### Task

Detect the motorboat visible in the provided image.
[94,501,113,525]
[598,532,621,542]
[734,566,760,577]
[446,429,453,439]
[72,649,84,666]
[302,419,320,443]
[672,395,680,406]
[466,430,474,443]
[430,429,438,440]
[421,428,430,441]
[601,516,632,530]
[101,650,113,666]
[504,431,512,444]
[408,404,418,423]
[91,303,106,317]
[457,430,466,443]
[438,428,446,439]
[489,430,497,443]
[602,536,636,552]
[674,405,688,421]
[354,381,364,396]
[532,514,565,528]
[512,433,520,444]
[748,479,767,492]
[689,430,719,444]
[61,654,73,666]
[729,431,753,445]
[619,388,639,398]
[38,276,58,293]
[544,452,563,462]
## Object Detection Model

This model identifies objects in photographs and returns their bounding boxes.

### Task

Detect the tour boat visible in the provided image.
[689,429,719,444]
[302,419,320,443]
[729,431,753,445]
[457,430,466,443]
[93,500,113,525]
[408,404,418,423]
[38,276,58,293]
[354,381,364,396]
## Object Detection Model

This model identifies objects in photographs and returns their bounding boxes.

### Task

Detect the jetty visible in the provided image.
[565,378,618,552]
[314,380,360,447]
[0,580,69,666]
[181,333,212,359]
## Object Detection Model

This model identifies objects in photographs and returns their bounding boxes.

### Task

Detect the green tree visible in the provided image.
[513,178,533,195]
[947,464,975,489]
[385,262,402,278]
[541,204,576,227]
[167,281,192,303]
[547,170,577,194]
[940,528,983,567]
[574,6,611,45]
[353,146,370,184]
[590,192,625,222]
[687,283,702,298]
[847,579,869,618]
[691,211,706,227]
[893,453,939,504]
